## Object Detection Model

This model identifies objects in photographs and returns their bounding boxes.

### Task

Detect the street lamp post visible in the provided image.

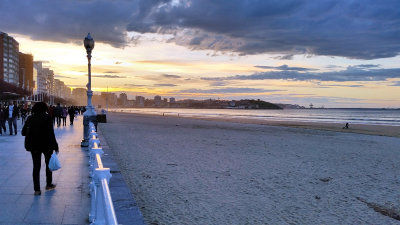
[81,33,97,147]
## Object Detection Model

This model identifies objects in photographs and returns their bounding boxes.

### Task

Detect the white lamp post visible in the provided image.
[81,33,97,147]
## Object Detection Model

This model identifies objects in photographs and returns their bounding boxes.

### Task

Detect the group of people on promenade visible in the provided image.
[0,101,27,135]
[48,103,86,127]
[0,101,86,136]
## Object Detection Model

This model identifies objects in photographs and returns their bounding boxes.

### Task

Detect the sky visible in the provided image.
[1,0,400,108]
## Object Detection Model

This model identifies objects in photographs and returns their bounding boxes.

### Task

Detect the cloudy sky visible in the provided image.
[1,0,400,107]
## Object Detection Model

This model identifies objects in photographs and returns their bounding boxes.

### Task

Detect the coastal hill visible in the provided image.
[137,98,282,109]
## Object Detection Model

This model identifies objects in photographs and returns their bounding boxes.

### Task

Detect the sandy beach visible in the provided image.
[99,112,400,225]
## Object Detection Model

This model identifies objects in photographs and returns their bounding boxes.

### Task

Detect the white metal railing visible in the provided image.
[88,122,118,225]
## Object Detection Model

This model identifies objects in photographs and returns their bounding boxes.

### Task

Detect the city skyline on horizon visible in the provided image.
[1,0,400,108]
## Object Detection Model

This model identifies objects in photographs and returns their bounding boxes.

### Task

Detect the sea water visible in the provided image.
[109,108,400,126]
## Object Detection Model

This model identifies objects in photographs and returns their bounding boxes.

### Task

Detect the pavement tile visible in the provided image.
[0,201,33,223]
[62,204,91,225]
[0,116,144,225]
[0,117,91,225]
[0,193,20,203]
[23,201,66,224]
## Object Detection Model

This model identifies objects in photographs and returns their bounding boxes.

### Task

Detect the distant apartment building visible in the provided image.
[63,86,71,99]
[169,97,176,103]
[54,79,72,100]
[19,52,33,92]
[33,61,48,95]
[119,93,128,106]
[99,92,117,107]
[54,79,63,98]
[136,96,145,107]
[42,68,54,97]
[154,95,162,106]
[72,88,87,105]
[1,32,19,85]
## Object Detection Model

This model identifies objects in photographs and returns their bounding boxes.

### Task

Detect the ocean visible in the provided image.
[109,108,400,126]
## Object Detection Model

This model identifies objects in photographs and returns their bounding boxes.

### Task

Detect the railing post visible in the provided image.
[89,180,96,222]
[89,138,100,149]
[91,168,112,225]
[87,121,118,225]
[89,149,103,178]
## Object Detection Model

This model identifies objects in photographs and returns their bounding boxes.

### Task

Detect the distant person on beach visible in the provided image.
[0,104,6,135]
[22,102,58,195]
[343,123,349,129]
[6,101,18,135]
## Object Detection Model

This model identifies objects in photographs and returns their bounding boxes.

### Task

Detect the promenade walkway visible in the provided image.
[0,116,90,224]
[0,115,146,225]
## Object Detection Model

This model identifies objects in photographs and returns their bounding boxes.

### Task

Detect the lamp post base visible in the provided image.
[81,112,97,148]
[81,139,89,147]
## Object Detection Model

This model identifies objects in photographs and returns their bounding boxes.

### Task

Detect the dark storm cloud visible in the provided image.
[210,81,227,87]
[390,81,400,86]
[55,75,76,79]
[2,0,400,59]
[92,74,126,78]
[316,84,365,88]
[154,83,177,87]
[202,66,400,82]
[255,65,318,72]
[0,0,137,47]
[162,74,182,79]
[124,84,146,87]
[127,0,400,59]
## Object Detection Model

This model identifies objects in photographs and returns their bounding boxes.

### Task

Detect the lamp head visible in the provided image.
[84,33,95,52]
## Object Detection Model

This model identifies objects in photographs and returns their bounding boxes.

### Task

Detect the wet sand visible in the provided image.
[174,114,400,138]
[99,112,400,225]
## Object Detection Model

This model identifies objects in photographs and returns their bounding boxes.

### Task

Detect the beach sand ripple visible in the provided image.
[99,112,400,225]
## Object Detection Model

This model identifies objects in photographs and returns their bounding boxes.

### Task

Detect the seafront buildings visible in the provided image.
[1,31,73,104]
[0,32,19,86]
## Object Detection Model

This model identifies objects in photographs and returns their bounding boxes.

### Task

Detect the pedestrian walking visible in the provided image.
[55,103,63,127]
[48,105,55,126]
[0,104,7,135]
[21,105,28,124]
[68,106,75,125]
[22,102,58,195]
[6,101,18,135]
[62,107,67,126]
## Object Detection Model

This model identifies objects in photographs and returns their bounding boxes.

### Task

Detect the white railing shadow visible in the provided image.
[88,122,118,225]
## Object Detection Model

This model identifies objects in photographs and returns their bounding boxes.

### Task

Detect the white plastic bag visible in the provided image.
[49,153,62,171]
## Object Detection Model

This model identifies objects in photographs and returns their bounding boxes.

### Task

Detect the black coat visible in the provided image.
[5,105,18,118]
[68,108,75,117]
[22,113,58,153]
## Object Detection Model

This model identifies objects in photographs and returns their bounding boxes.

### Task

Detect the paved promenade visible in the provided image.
[0,115,146,225]
[0,116,90,224]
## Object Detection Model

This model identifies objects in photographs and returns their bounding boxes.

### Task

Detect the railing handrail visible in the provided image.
[88,122,118,225]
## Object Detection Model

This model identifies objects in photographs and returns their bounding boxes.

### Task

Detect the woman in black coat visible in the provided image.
[22,102,59,195]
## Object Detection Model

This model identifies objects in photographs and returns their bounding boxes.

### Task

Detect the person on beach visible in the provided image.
[0,104,6,135]
[22,102,58,195]
[343,123,349,129]
[6,101,18,135]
